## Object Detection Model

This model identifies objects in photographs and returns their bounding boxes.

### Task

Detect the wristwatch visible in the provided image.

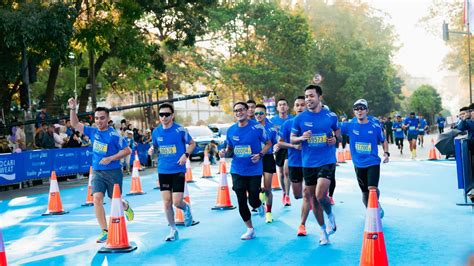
[184,152,190,158]
[258,152,264,159]
[384,152,390,157]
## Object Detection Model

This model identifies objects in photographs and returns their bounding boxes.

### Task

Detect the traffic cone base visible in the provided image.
[128,160,145,195]
[99,242,137,253]
[126,191,147,196]
[43,171,68,216]
[81,202,94,207]
[175,220,200,226]
[212,173,236,210]
[211,205,236,210]
[428,139,438,160]
[42,210,69,216]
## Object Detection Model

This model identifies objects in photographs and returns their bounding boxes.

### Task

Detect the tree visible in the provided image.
[408,84,442,123]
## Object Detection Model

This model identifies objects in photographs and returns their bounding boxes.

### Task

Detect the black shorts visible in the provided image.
[418,131,425,136]
[303,164,336,186]
[159,172,185,192]
[354,165,380,193]
[275,149,288,167]
[289,166,303,183]
[263,154,276,173]
[231,174,261,192]
[407,133,418,141]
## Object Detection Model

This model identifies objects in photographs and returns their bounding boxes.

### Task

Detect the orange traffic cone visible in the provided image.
[185,159,194,183]
[134,151,142,171]
[175,183,200,226]
[98,184,137,253]
[344,145,352,160]
[154,178,160,190]
[0,229,7,266]
[82,166,94,207]
[428,139,438,160]
[219,157,227,174]
[201,150,213,178]
[360,188,388,266]
[126,159,146,196]
[271,173,281,190]
[212,172,236,210]
[337,143,346,163]
[42,171,69,216]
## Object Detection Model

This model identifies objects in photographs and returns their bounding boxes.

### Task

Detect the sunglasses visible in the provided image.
[353,106,367,111]
[255,111,265,116]
[233,108,246,113]
[159,112,172,117]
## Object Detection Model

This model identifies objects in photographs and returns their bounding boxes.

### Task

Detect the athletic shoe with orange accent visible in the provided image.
[297,224,307,236]
[284,195,291,206]
[329,196,335,205]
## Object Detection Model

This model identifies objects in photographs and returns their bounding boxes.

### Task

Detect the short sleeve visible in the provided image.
[291,116,301,135]
[340,122,348,135]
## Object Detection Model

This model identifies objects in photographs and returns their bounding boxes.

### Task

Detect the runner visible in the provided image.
[247,100,257,121]
[290,85,339,245]
[392,114,405,154]
[220,102,272,240]
[68,98,134,243]
[270,98,293,206]
[436,113,446,134]
[417,114,428,147]
[277,96,310,236]
[255,104,278,223]
[340,99,389,219]
[149,103,196,241]
[403,112,419,159]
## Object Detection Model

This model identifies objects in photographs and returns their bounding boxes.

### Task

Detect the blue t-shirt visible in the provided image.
[392,121,405,139]
[280,117,301,167]
[404,117,419,135]
[291,109,339,168]
[437,117,446,128]
[271,114,293,130]
[226,120,268,176]
[351,115,381,127]
[152,123,192,174]
[341,121,385,168]
[262,118,278,154]
[418,119,427,132]
[84,126,128,171]
[125,137,135,150]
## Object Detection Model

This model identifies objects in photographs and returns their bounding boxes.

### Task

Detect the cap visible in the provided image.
[353,99,368,109]
[145,129,151,133]
[126,130,133,135]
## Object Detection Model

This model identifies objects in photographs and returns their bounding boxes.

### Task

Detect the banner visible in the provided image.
[263,96,276,119]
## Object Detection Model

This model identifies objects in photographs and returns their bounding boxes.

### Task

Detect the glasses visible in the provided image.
[233,108,246,113]
[353,106,367,111]
[159,112,172,117]
[255,111,265,116]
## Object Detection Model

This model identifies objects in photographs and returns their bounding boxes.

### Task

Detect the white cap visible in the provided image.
[353,99,368,109]
[126,130,133,135]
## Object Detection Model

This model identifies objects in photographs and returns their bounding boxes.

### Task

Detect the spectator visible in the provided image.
[65,120,74,137]
[35,107,50,128]
[205,140,218,165]
[81,134,92,147]
[122,130,135,174]
[15,122,26,151]
[53,125,66,148]
[384,117,394,144]
[66,131,82,148]
[35,123,48,148]
[143,129,152,144]
[41,125,56,149]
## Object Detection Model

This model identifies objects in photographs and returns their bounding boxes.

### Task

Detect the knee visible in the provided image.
[172,199,182,208]
[93,194,104,205]
[163,200,173,209]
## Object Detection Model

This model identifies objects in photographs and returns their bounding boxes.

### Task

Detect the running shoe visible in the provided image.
[96,230,108,243]
[265,212,273,223]
[326,213,337,235]
[257,204,265,218]
[284,195,291,206]
[123,200,134,221]
[241,228,256,240]
[259,191,267,204]
[165,229,179,241]
[319,229,329,245]
[297,224,307,236]
[183,203,193,227]
[329,196,335,205]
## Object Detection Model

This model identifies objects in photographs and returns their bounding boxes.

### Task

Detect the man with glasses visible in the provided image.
[403,112,419,159]
[220,102,272,240]
[277,96,310,236]
[340,99,389,219]
[149,103,196,241]
[68,98,134,243]
[255,104,278,223]
[271,98,293,207]
[291,85,339,245]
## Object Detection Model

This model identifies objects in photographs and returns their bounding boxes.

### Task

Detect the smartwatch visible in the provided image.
[184,152,190,158]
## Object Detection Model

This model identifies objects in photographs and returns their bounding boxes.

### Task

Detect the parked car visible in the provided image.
[186,126,225,161]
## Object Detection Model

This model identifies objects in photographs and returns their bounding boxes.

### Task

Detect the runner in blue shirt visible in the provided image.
[403,112,419,159]
[392,115,405,154]
[436,113,446,134]
[255,104,278,223]
[417,114,428,147]
[290,85,339,245]
[68,98,134,243]
[340,99,389,219]
[246,99,257,121]
[270,98,294,207]
[277,96,311,236]
[219,102,271,240]
[149,103,196,241]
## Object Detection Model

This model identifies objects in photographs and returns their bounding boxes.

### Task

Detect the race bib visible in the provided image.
[396,128,402,132]
[409,126,416,131]
[308,133,327,147]
[93,141,108,155]
[418,128,424,132]
[355,142,371,154]
[234,145,252,158]
[159,145,177,157]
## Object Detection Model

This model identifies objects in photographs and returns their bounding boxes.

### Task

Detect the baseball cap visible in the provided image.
[353,99,368,109]
[126,130,133,135]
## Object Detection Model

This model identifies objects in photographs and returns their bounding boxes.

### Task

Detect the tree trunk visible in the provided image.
[78,52,110,113]
[44,60,61,114]
[166,71,173,100]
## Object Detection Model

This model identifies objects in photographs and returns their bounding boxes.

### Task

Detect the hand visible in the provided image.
[301,130,312,141]
[148,146,154,156]
[293,143,301,150]
[273,143,280,153]
[383,154,389,163]
[219,149,225,158]
[327,136,336,146]
[177,154,187,166]
[250,153,261,163]
[99,156,113,165]
[68,98,77,110]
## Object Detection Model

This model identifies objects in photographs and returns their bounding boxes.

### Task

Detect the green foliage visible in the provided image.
[408,84,442,122]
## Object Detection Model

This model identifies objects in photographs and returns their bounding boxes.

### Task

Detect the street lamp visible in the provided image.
[68,52,77,100]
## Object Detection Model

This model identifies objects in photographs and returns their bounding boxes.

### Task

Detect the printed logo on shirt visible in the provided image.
[156,137,163,142]
[159,145,177,156]
[93,141,108,154]
[308,133,327,147]
[368,130,373,134]
[233,136,240,141]
[353,130,360,135]
[234,145,252,158]
[355,142,371,154]
[304,122,313,127]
